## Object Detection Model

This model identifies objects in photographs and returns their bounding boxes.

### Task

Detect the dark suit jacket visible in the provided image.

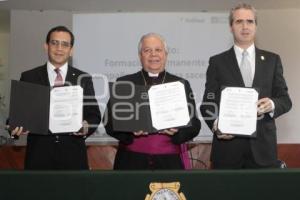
[19,64,101,169]
[200,47,292,166]
[104,71,201,145]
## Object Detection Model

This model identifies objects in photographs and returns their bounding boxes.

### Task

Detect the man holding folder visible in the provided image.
[200,3,292,169]
[8,26,101,170]
[104,33,201,170]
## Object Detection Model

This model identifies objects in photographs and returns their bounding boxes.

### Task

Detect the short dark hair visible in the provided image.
[46,26,74,47]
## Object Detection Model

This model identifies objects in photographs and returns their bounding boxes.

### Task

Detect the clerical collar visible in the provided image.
[141,69,166,86]
[148,72,159,77]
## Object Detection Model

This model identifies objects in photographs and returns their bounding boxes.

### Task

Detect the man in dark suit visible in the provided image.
[200,3,292,169]
[9,26,101,170]
[104,33,201,170]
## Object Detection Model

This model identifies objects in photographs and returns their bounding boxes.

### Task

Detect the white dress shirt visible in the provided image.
[47,61,68,87]
[234,44,256,81]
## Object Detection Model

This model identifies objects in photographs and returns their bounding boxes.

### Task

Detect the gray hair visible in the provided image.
[138,33,168,54]
[229,3,257,26]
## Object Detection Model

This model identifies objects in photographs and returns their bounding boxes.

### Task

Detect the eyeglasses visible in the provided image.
[49,40,72,48]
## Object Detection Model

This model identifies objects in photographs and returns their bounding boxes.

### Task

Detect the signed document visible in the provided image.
[218,87,258,136]
[49,86,83,133]
[148,81,190,130]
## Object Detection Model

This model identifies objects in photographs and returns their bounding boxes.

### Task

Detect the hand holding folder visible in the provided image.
[8,80,83,135]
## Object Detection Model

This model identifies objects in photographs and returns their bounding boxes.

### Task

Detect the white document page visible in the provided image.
[149,81,190,130]
[218,87,258,136]
[49,86,83,133]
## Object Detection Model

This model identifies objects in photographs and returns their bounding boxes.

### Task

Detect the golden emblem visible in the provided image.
[145,182,186,200]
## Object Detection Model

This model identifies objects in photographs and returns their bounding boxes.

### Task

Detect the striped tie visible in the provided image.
[54,68,63,86]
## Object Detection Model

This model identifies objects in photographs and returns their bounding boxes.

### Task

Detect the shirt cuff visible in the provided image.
[212,118,218,132]
[269,99,275,118]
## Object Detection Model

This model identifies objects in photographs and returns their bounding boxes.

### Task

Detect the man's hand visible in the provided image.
[257,97,273,115]
[133,128,178,136]
[133,130,148,136]
[212,120,234,140]
[214,129,235,140]
[159,128,178,136]
[6,125,30,138]
[73,120,89,136]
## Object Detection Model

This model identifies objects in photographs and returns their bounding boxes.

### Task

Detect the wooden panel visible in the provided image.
[0,146,25,169]
[87,145,116,170]
[1,144,300,169]
[278,144,300,168]
[189,143,211,169]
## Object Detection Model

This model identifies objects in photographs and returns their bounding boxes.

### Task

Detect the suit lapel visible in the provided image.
[65,65,77,86]
[252,48,265,88]
[39,64,50,86]
[225,47,245,86]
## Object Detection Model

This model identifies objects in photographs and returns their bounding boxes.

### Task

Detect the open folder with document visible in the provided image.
[108,81,191,133]
[9,80,83,134]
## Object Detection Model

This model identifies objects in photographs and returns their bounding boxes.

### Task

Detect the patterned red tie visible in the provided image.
[54,68,63,86]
